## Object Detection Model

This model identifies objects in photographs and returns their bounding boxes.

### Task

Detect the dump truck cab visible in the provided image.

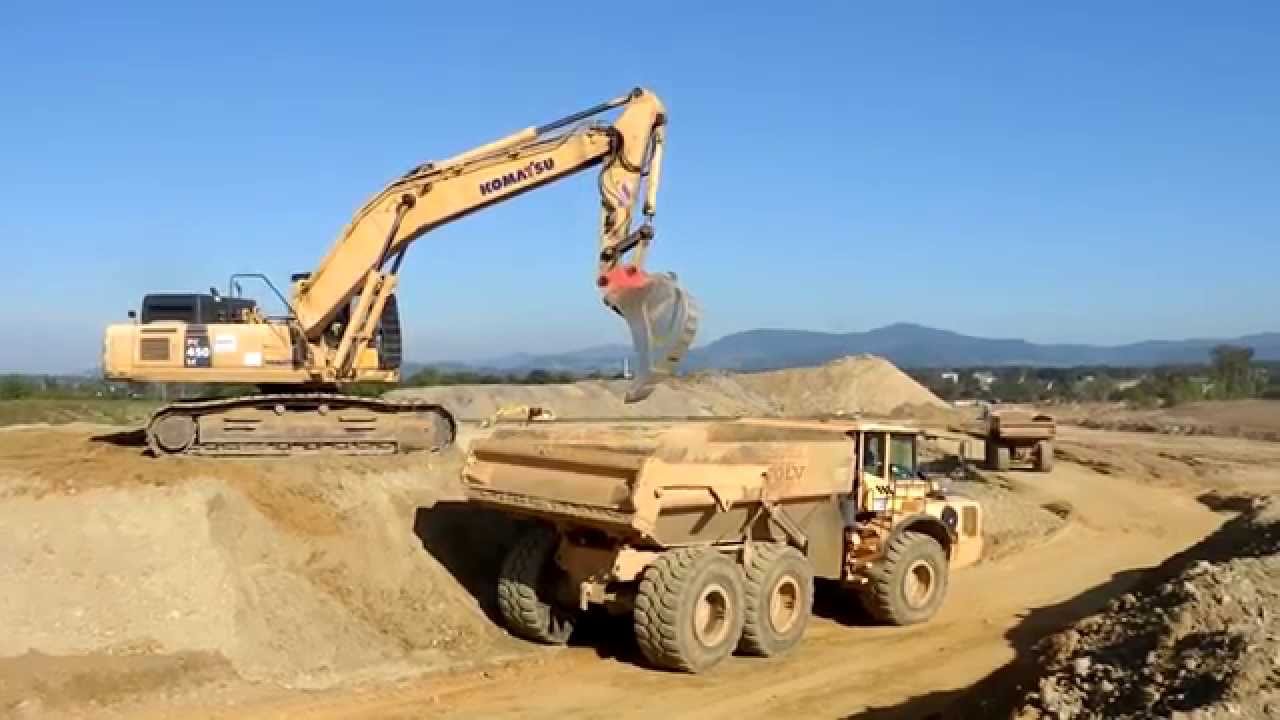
[463,418,983,672]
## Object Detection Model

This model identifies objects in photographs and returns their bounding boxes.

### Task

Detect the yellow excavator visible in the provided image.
[103,88,698,456]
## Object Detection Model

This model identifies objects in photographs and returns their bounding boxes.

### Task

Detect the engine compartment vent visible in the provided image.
[139,337,171,362]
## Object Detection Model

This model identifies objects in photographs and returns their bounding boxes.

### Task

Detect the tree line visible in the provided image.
[912,345,1277,408]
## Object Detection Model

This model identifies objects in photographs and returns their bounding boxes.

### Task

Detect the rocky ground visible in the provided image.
[1015,497,1280,720]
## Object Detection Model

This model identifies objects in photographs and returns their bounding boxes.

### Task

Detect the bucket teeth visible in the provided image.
[606,271,700,403]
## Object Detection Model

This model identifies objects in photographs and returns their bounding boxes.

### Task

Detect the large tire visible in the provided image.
[993,444,1012,471]
[861,531,949,626]
[738,544,813,657]
[1035,440,1055,473]
[633,547,745,673]
[497,526,575,645]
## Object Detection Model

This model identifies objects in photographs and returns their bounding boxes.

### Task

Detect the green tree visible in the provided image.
[1153,371,1202,407]
[0,375,35,400]
[1117,380,1159,409]
[1076,374,1117,403]
[1210,344,1258,399]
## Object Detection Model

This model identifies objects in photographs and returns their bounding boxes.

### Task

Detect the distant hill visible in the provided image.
[438,323,1280,373]
[685,323,1280,371]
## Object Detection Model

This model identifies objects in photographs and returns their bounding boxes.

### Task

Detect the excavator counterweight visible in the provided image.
[102,88,698,456]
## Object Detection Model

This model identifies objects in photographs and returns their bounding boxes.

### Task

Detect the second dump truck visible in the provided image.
[981,410,1056,472]
[463,418,983,672]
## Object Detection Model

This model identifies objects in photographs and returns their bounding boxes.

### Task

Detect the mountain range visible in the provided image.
[443,323,1280,374]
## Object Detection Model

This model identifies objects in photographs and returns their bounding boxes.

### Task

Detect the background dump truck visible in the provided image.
[463,418,983,672]
[979,411,1057,473]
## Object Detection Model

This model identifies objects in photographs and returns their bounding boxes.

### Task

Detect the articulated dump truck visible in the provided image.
[463,418,983,672]
[980,411,1057,472]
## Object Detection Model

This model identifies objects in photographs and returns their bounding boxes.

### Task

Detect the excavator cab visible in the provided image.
[602,268,699,402]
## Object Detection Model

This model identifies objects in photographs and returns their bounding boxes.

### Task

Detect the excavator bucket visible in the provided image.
[603,268,699,402]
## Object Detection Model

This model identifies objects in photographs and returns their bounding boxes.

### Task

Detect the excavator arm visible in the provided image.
[292,87,697,401]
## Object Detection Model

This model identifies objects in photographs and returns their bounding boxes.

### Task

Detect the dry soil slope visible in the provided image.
[734,354,948,416]
[0,426,518,715]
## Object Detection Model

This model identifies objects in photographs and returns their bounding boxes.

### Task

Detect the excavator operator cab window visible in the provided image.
[140,293,257,325]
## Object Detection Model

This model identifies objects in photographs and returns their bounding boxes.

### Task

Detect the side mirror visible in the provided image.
[127,310,137,320]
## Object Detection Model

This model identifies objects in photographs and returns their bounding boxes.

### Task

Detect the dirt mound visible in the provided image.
[735,354,948,417]
[389,354,944,421]
[951,475,1069,562]
[387,372,781,420]
[1016,496,1280,719]
[0,427,520,714]
[920,439,1069,563]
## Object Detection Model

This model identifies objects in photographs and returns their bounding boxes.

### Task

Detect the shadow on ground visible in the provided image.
[412,502,654,667]
[90,428,147,448]
[845,568,1147,719]
[413,502,530,624]
[844,494,1274,719]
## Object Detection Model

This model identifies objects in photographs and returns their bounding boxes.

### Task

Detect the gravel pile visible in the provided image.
[1016,497,1280,720]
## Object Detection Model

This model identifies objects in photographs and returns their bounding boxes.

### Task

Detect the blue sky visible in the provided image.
[1,2,1276,372]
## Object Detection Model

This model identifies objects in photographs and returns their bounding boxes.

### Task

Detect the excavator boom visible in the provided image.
[288,87,695,400]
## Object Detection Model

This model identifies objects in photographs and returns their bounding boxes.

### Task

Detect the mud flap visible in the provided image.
[602,267,699,402]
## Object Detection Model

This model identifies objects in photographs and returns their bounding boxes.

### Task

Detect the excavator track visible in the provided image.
[144,393,456,457]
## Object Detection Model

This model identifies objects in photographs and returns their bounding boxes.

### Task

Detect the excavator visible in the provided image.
[102,87,698,457]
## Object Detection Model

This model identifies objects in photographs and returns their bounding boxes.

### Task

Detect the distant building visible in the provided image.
[940,371,959,384]
[971,371,996,389]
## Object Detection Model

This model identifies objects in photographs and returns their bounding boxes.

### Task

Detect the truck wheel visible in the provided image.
[861,531,949,626]
[497,526,575,645]
[993,445,1011,471]
[1035,440,1055,472]
[738,544,813,657]
[634,547,745,673]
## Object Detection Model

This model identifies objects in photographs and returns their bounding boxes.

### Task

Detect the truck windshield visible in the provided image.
[889,434,917,479]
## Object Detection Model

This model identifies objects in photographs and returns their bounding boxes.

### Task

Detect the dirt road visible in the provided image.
[148,443,1227,720]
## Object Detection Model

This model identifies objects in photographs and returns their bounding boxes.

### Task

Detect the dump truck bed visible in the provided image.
[462,419,887,548]
[988,411,1056,440]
